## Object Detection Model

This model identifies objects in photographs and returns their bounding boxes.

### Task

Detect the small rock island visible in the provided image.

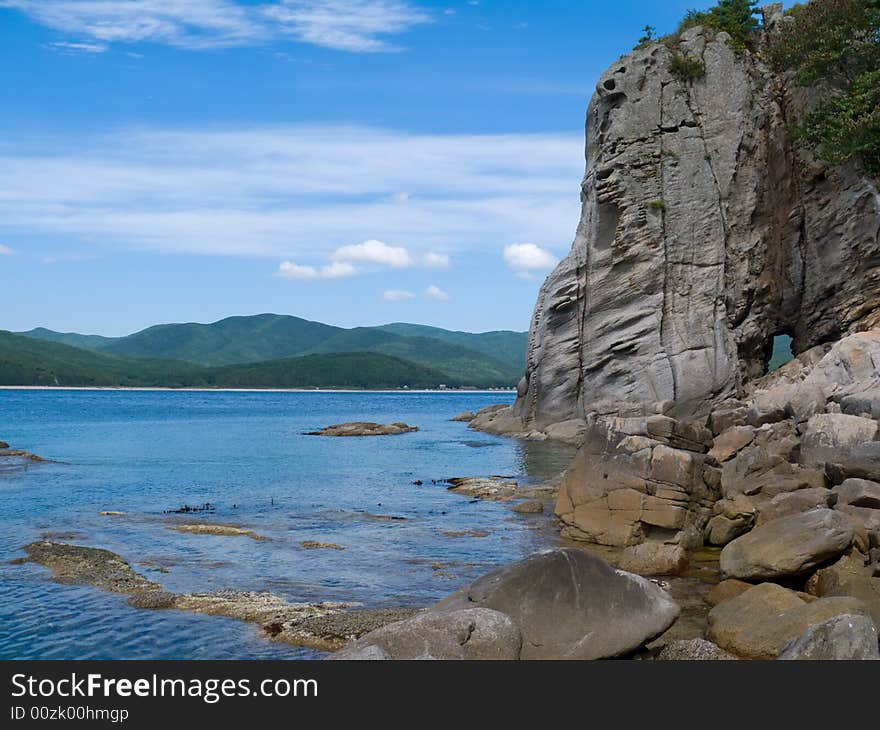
[306,422,419,437]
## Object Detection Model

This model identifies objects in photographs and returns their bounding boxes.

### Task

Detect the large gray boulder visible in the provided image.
[720,508,854,580]
[327,608,522,660]
[431,548,680,659]
[777,614,880,660]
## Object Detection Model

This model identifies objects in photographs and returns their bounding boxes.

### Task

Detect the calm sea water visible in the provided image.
[0,390,573,660]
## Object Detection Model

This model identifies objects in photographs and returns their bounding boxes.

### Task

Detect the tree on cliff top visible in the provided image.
[679,0,761,49]
[768,0,880,176]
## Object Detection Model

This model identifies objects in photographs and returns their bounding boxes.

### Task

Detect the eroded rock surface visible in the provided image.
[509,16,880,435]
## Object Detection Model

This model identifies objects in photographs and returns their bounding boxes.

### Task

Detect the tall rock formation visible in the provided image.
[514,6,880,430]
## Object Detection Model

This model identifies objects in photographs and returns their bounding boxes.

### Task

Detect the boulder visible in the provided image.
[832,478,880,510]
[468,405,525,438]
[777,614,880,660]
[450,411,476,422]
[327,608,522,660]
[825,441,880,482]
[800,414,879,468]
[704,496,756,546]
[721,445,826,499]
[706,579,753,607]
[754,487,832,526]
[708,426,755,463]
[656,638,737,661]
[720,508,854,580]
[707,583,869,659]
[431,549,680,659]
[618,544,689,576]
[834,504,880,533]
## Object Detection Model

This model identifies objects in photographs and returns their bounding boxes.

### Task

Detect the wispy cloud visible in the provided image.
[422,251,451,268]
[48,41,109,55]
[503,242,558,278]
[383,289,416,301]
[0,0,431,53]
[263,0,431,52]
[0,125,582,262]
[0,243,13,255]
[425,284,449,301]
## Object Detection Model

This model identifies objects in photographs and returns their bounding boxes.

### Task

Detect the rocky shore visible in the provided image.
[16,541,418,652]
[459,331,880,658]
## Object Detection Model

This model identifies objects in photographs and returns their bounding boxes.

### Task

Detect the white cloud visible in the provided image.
[422,251,451,268]
[333,239,413,267]
[0,125,583,262]
[278,259,357,279]
[263,0,432,52]
[321,260,359,278]
[503,242,557,274]
[425,284,449,301]
[0,0,431,53]
[0,243,13,255]
[48,41,109,54]
[383,289,416,301]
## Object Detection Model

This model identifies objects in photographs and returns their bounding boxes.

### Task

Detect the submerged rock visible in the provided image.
[431,548,680,659]
[445,476,519,500]
[18,542,162,594]
[306,422,418,437]
[170,524,267,540]
[17,541,417,652]
[300,541,345,550]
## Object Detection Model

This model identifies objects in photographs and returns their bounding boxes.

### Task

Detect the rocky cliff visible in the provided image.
[514,5,880,430]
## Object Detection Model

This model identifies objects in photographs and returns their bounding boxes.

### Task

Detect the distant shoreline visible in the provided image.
[0,386,516,394]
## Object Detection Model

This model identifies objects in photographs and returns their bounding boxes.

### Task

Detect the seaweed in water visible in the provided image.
[164,502,215,514]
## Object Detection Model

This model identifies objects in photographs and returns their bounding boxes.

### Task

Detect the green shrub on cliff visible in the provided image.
[678,0,761,50]
[768,0,880,176]
[669,52,707,80]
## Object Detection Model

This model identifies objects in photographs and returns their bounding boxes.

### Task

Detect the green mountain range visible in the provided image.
[5,314,527,389]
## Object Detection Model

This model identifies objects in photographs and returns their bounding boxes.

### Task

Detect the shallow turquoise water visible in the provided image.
[0,390,572,659]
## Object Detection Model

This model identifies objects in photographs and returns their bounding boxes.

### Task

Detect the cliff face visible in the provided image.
[514,12,880,430]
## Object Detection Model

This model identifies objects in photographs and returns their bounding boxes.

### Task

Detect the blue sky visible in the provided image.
[1,0,755,335]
